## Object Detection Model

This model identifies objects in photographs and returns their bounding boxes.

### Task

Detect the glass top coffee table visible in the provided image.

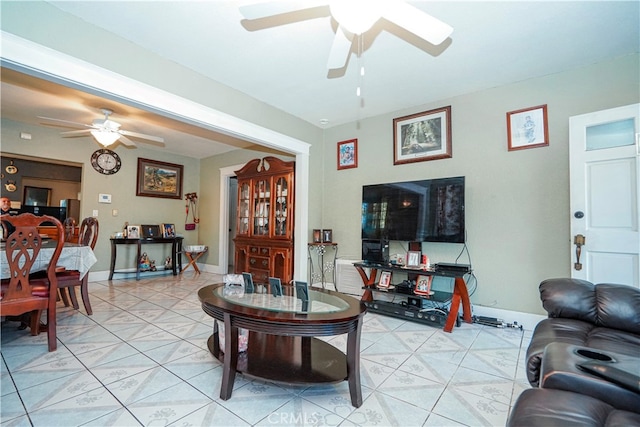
[198,283,367,407]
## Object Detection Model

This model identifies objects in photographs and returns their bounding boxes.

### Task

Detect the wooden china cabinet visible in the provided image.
[233,156,295,285]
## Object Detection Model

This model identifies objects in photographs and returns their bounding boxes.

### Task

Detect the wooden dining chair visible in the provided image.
[57,217,77,307]
[56,217,98,315]
[1,213,64,352]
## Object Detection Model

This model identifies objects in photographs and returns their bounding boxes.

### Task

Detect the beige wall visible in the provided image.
[319,54,639,315]
[2,1,638,315]
[1,119,201,272]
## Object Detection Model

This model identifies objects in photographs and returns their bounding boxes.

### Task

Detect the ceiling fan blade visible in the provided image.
[239,1,326,20]
[60,129,92,137]
[382,3,453,45]
[37,116,92,129]
[119,130,165,143]
[327,26,354,70]
[118,135,137,147]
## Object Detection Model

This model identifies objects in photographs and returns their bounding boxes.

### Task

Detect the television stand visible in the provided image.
[353,262,472,333]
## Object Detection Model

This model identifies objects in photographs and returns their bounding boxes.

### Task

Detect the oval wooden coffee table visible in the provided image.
[198,284,367,407]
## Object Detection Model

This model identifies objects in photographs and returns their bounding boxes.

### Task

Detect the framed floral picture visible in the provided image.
[393,106,452,165]
[337,139,358,170]
[507,104,549,151]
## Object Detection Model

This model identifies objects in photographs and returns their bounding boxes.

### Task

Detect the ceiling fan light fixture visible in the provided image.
[329,0,384,35]
[91,129,121,147]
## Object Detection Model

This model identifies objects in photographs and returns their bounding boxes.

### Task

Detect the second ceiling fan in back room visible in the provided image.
[239,0,453,70]
[38,108,165,148]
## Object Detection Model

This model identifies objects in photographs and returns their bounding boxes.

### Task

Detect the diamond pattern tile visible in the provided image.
[1,272,531,426]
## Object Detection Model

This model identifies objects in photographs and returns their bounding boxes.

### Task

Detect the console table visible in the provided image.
[353,262,472,333]
[109,237,183,280]
[198,283,366,407]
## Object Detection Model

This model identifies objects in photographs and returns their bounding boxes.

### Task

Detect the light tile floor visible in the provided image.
[1,272,532,426]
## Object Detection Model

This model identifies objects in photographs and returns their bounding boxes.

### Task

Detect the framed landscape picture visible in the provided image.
[136,158,183,199]
[393,106,452,165]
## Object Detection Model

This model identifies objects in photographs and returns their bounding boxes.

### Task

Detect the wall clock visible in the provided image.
[91,149,121,175]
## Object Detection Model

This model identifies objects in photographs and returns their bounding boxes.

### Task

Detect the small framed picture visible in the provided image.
[414,275,434,296]
[162,223,176,238]
[337,139,358,170]
[406,251,421,268]
[378,271,392,289]
[126,225,140,239]
[141,224,161,238]
[507,104,549,151]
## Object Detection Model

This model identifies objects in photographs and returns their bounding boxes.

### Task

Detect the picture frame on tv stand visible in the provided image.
[378,271,391,289]
[414,275,434,296]
[406,251,421,268]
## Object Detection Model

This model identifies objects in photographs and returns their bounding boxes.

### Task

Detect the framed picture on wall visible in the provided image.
[507,104,549,151]
[136,158,183,199]
[337,139,358,170]
[393,106,452,165]
[23,186,51,206]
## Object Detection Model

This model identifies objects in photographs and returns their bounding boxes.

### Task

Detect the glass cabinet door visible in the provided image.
[253,178,270,236]
[237,182,250,235]
[274,176,289,237]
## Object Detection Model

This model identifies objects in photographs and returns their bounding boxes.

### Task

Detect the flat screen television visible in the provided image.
[362,176,465,243]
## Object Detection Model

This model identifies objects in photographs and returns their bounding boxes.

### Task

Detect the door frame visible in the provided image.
[3,32,311,281]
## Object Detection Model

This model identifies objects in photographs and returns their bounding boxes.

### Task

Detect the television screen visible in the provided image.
[362,176,465,243]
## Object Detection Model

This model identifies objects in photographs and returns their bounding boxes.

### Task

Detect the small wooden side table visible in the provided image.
[182,246,208,274]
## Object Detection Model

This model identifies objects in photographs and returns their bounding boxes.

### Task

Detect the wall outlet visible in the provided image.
[92,209,99,217]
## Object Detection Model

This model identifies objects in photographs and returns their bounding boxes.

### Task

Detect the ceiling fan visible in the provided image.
[239,0,453,70]
[38,108,165,148]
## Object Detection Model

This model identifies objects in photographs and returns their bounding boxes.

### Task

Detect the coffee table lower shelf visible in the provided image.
[207,333,347,385]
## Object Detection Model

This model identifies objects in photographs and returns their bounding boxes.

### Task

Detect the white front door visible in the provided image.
[569,104,640,287]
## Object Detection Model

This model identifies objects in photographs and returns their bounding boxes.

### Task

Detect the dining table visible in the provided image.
[1,239,98,280]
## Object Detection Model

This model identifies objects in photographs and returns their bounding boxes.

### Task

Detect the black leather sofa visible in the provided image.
[525,278,640,387]
[507,278,640,426]
[508,388,640,427]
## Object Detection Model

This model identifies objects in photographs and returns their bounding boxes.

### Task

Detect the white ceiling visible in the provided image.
[1,1,638,158]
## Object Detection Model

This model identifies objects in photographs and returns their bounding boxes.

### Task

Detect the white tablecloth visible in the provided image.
[1,243,97,280]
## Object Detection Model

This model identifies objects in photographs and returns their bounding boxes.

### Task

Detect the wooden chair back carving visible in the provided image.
[78,217,99,249]
[1,213,64,351]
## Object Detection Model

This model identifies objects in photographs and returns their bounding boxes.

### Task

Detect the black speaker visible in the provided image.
[362,239,389,264]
